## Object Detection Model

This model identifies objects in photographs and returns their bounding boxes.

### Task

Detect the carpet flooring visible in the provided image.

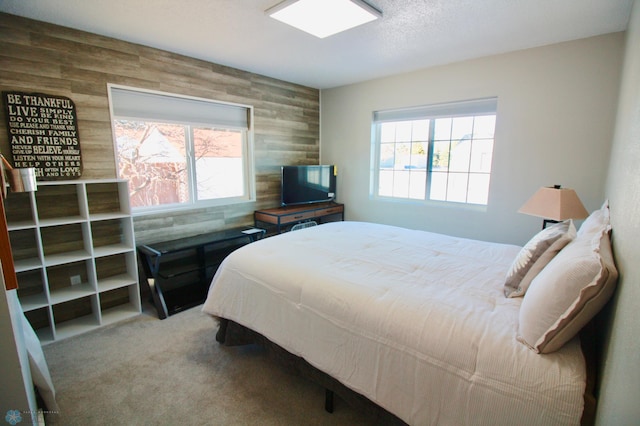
[42,305,378,425]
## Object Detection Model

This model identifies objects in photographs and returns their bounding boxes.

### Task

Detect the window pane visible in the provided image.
[114,120,188,208]
[380,143,395,169]
[410,142,427,169]
[432,141,450,171]
[395,121,413,142]
[429,171,447,201]
[451,116,473,140]
[449,138,471,172]
[193,128,244,200]
[469,139,494,173]
[408,171,426,199]
[392,171,410,198]
[434,118,452,140]
[412,119,430,140]
[467,173,491,204]
[394,143,411,170]
[379,170,394,196]
[473,115,496,138]
[446,173,469,203]
[380,122,396,143]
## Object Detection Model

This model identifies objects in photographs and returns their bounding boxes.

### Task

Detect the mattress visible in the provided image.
[202,221,586,425]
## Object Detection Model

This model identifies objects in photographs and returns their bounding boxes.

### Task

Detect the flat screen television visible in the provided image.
[281,165,336,206]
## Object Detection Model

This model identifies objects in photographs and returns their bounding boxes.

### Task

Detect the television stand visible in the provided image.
[254,202,344,235]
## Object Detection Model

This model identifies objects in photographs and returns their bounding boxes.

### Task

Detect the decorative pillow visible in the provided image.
[504,220,576,298]
[517,229,618,353]
[578,200,611,237]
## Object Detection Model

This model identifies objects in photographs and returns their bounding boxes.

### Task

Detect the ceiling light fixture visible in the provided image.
[266,0,382,39]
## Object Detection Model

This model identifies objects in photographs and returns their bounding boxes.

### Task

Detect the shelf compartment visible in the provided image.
[44,250,92,267]
[38,216,87,227]
[100,303,140,327]
[100,285,138,316]
[91,218,134,256]
[14,257,43,272]
[17,269,49,311]
[87,181,130,217]
[35,183,85,223]
[24,307,54,344]
[95,252,137,292]
[52,296,100,340]
[4,191,36,229]
[41,222,91,262]
[46,260,96,305]
[9,228,42,272]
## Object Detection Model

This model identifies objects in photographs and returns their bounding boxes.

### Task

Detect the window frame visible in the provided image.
[371,97,497,207]
[107,84,255,216]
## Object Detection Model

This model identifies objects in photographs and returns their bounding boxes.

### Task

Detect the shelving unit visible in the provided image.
[5,179,140,344]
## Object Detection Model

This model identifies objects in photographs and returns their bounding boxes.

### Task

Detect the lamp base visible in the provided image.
[542,219,560,229]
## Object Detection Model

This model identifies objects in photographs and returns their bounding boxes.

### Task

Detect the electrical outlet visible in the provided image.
[70,275,82,286]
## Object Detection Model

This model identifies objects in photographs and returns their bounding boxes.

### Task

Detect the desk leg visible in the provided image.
[137,249,169,320]
[147,278,169,320]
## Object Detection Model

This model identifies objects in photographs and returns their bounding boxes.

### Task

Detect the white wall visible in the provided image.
[597,0,640,424]
[321,33,624,245]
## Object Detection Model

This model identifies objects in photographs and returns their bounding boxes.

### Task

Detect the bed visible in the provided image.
[202,203,617,425]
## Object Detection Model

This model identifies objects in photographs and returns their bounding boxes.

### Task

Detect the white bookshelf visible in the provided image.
[5,179,140,344]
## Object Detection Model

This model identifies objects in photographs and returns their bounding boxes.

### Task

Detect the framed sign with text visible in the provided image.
[3,91,83,180]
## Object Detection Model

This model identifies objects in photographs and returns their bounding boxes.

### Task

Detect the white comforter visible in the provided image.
[202,221,586,425]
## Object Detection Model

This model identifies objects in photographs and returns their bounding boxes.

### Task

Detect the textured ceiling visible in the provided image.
[0,0,633,89]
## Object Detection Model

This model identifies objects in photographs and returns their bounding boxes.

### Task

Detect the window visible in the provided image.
[372,98,497,205]
[108,85,254,213]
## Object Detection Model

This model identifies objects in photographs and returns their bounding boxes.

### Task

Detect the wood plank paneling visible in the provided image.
[0,12,320,244]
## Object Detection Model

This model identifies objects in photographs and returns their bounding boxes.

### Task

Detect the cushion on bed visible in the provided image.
[517,221,617,353]
[578,200,611,237]
[504,220,575,298]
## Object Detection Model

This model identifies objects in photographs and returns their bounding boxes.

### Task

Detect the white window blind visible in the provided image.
[373,97,497,123]
[109,86,250,129]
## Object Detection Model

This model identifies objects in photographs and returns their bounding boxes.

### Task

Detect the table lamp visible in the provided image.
[518,185,588,229]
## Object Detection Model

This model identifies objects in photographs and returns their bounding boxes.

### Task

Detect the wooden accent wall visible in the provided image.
[0,13,319,244]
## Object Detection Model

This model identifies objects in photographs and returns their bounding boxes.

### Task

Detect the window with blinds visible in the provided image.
[108,85,255,213]
[372,98,497,205]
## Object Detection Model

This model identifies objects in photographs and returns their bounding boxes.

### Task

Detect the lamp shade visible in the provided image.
[518,185,588,221]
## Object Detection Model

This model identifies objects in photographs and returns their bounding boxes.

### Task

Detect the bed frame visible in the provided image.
[216,317,407,424]
[216,313,610,426]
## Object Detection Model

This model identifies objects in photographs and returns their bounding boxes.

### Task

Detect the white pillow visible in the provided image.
[517,228,617,353]
[504,220,575,298]
[578,200,611,237]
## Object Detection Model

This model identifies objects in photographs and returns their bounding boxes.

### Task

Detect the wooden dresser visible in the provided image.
[254,202,344,235]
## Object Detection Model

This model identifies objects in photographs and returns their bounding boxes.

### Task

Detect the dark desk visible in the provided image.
[138,227,264,319]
